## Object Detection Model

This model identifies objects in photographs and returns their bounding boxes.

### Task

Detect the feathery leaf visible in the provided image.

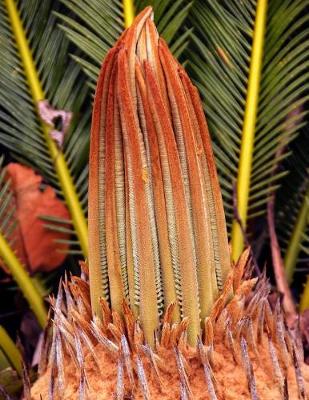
[277,127,309,283]
[188,0,309,259]
[0,158,47,327]
[0,326,22,376]
[57,0,193,88]
[0,0,89,256]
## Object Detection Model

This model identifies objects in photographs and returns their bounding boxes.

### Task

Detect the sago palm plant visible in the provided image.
[0,0,308,399]
[31,5,309,400]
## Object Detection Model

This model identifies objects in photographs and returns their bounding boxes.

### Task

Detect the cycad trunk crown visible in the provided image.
[31,8,309,400]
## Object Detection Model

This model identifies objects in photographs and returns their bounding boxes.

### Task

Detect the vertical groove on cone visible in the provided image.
[88,7,231,345]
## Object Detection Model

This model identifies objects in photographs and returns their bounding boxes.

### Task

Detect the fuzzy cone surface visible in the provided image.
[32,7,309,400]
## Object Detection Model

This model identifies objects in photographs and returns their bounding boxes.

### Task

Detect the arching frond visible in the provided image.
[187,0,309,259]
[57,0,193,88]
[0,0,89,256]
[56,0,123,87]
[0,325,22,376]
[276,126,309,283]
[0,156,17,251]
[0,157,47,327]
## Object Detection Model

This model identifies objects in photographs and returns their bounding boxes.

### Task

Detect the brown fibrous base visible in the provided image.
[31,252,309,399]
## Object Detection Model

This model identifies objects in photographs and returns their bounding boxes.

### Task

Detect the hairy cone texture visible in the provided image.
[31,8,309,400]
[88,7,230,346]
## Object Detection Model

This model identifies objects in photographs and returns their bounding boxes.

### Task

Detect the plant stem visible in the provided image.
[231,0,268,261]
[4,0,88,258]
[0,326,22,376]
[285,187,309,283]
[267,192,296,322]
[0,233,47,328]
[123,0,135,28]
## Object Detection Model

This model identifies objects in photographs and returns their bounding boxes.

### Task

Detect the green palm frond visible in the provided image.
[0,157,47,327]
[0,156,17,251]
[55,0,123,86]
[276,126,309,283]
[57,0,193,88]
[1,0,308,279]
[301,229,309,256]
[0,326,22,376]
[187,0,309,259]
[0,0,89,256]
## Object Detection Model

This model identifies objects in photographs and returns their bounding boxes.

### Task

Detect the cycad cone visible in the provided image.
[32,8,309,399]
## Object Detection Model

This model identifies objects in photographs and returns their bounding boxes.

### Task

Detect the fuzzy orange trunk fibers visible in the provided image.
[32,8,309,400]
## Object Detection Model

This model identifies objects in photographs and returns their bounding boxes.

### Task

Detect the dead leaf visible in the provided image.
[1,163,70,273]
[38,100,72,148]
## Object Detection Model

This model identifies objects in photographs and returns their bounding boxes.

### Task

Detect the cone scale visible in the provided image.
[32,8,309,400]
